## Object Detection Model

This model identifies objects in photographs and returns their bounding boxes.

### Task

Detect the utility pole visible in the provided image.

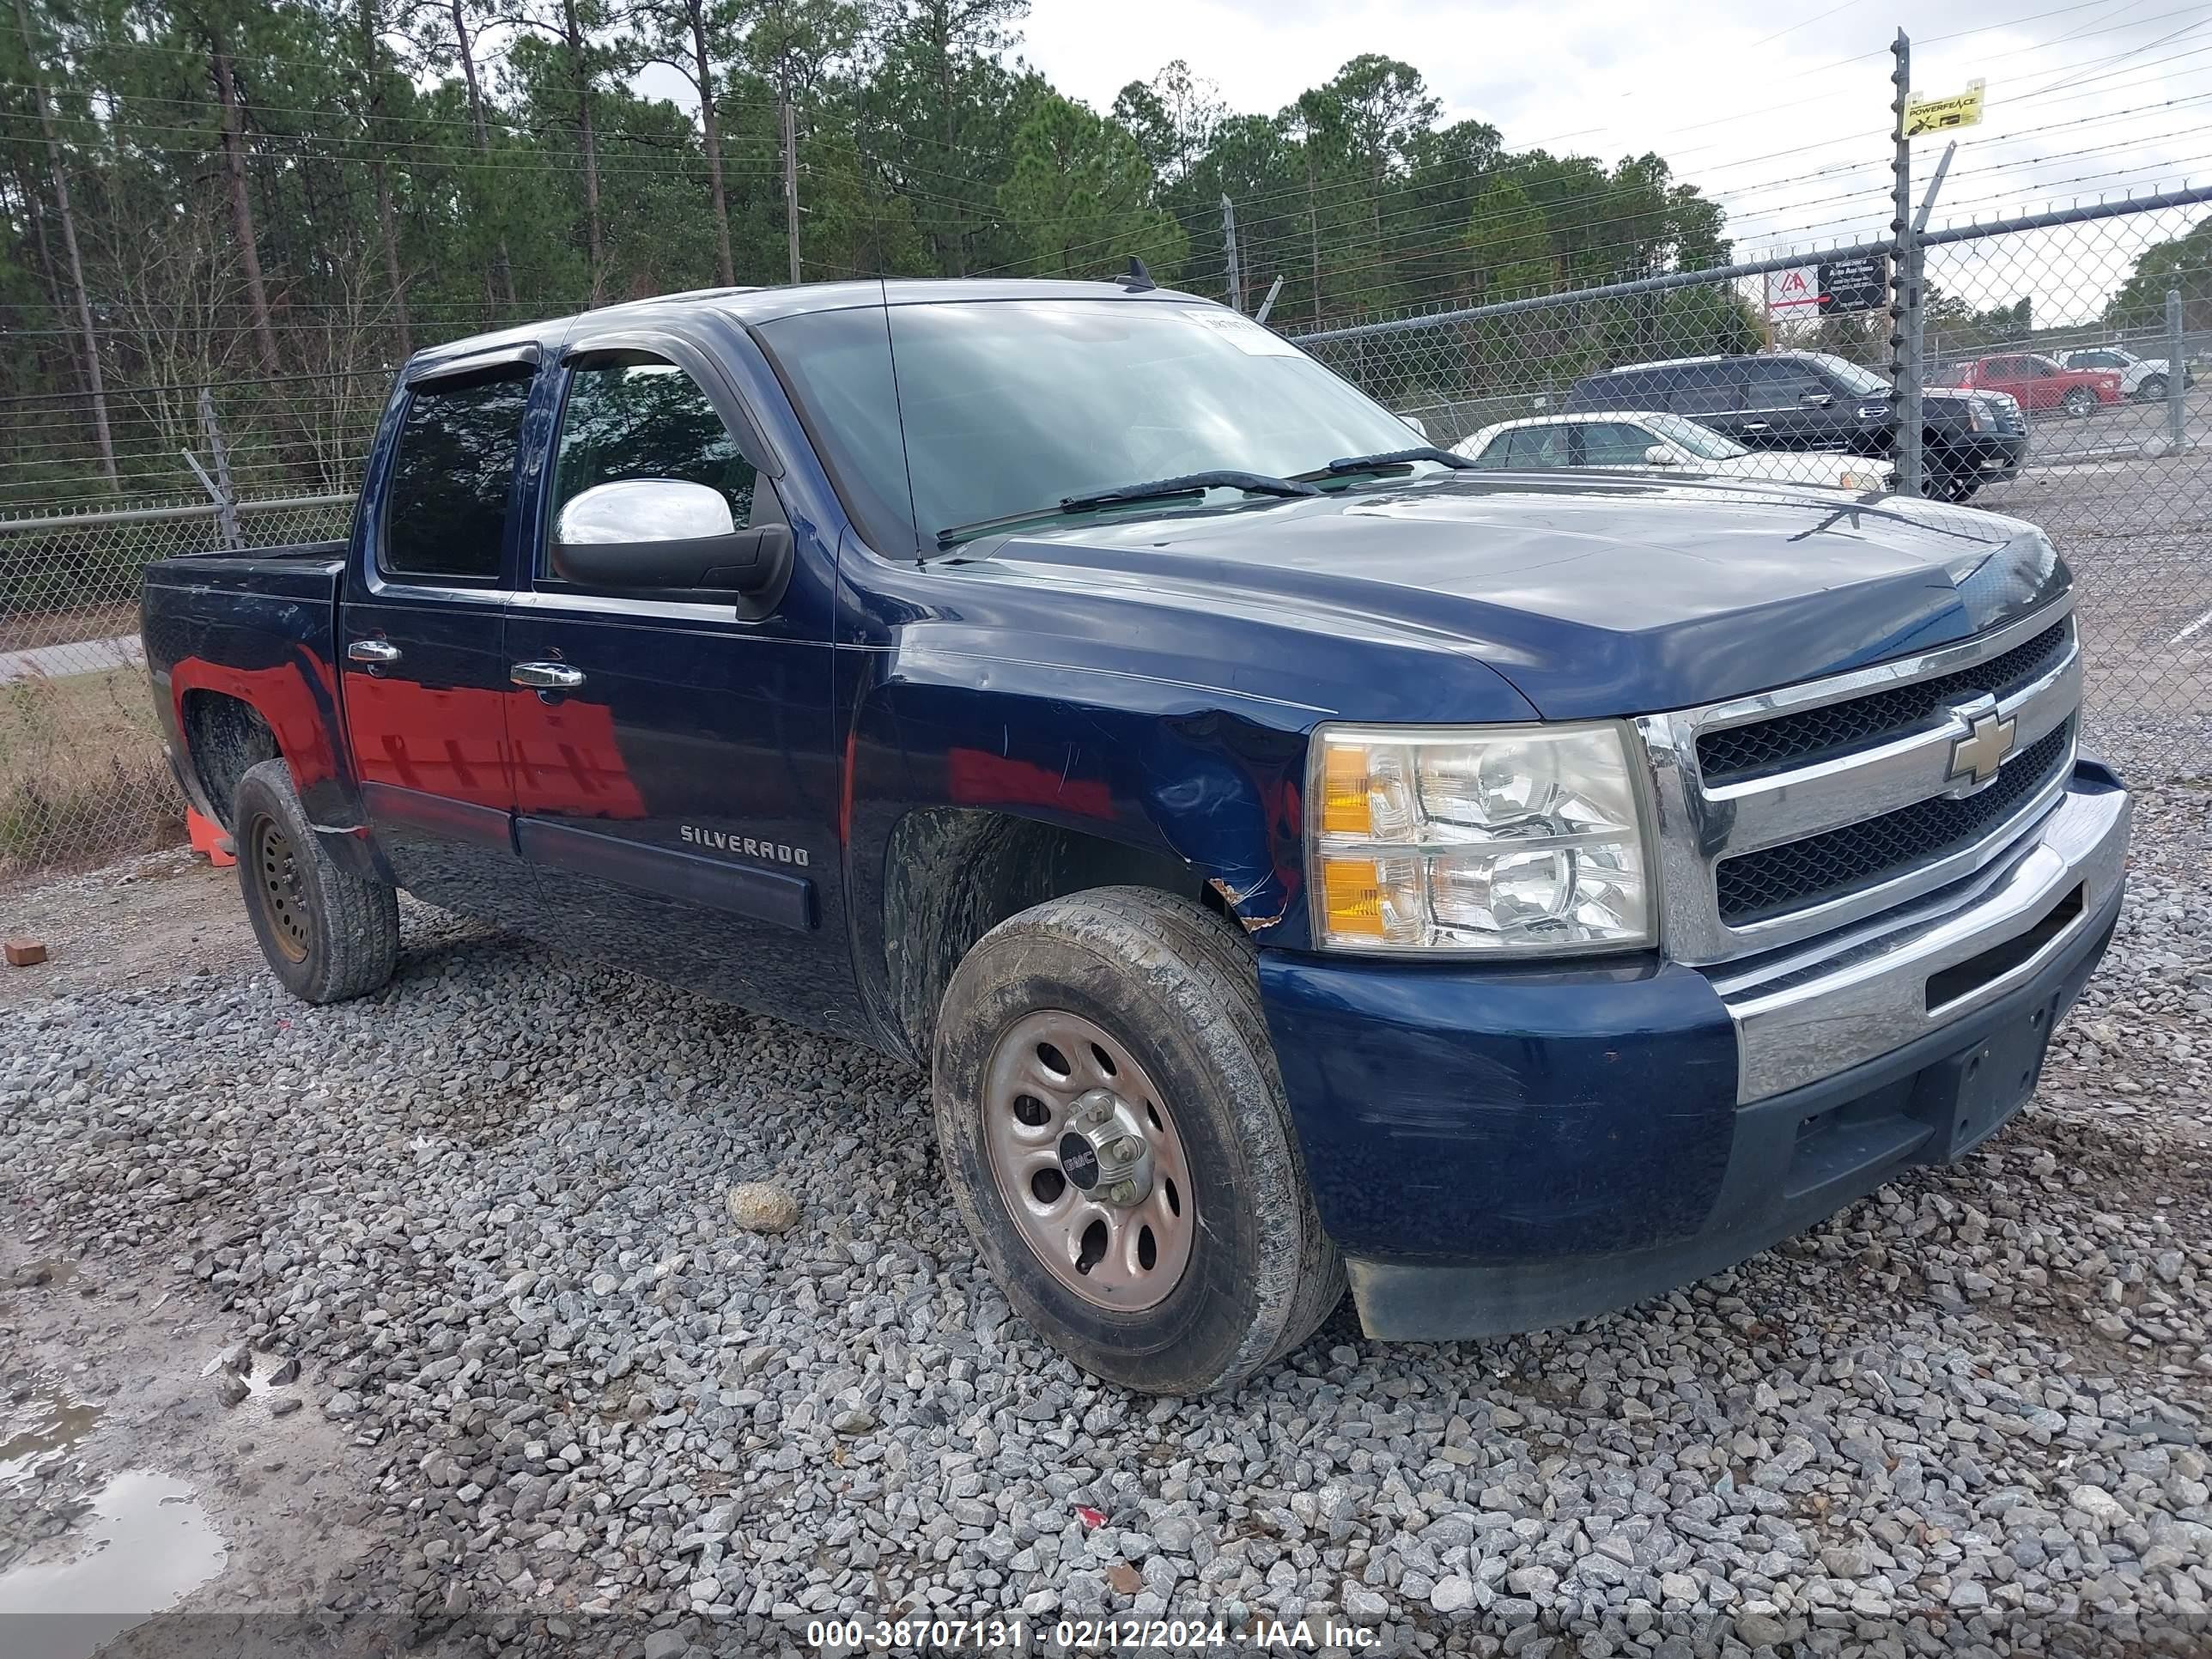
[1221,194,1243,313]
[780,64,801,286]
[1888,30,1923,499]
[14,0,117,490]
[1306,153,1322,328]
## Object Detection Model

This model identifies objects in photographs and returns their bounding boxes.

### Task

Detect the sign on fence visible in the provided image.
[1770,258,1888,316]
[1905,80,1985,137]
[1765,267,1820,313]
[1818,254,1890,314]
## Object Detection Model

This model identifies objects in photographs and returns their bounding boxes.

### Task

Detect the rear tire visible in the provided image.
[2137,374,2167,402]
[2062,386,2098,417]
[233,758,399,1004]
[933,887,1342,1394]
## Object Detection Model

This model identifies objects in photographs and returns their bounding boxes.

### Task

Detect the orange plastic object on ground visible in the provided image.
[187,807,236,867]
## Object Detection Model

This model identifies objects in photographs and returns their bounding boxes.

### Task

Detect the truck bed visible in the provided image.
[140,542,351,827]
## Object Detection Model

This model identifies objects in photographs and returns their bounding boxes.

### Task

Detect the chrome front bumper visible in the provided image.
[1709,763,2130,1102]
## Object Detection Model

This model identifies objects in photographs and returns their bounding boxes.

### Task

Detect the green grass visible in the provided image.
[0,665,181,878]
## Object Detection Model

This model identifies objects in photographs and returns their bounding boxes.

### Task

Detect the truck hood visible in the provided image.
[957,471,2067,720]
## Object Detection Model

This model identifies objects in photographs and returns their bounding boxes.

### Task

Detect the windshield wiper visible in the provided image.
[1295,446,1480,482]
[934,470,1318,548]
[1060,470,1322,509]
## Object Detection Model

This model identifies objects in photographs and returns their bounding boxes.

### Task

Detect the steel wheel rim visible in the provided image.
[981,1009,1196,1313]
[251,816,312,963]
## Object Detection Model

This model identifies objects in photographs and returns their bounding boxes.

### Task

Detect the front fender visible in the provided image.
[839,647,1332,1056]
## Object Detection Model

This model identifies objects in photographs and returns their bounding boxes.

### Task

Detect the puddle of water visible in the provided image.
[0,1387,101,1487]
[0,1471,228,1659]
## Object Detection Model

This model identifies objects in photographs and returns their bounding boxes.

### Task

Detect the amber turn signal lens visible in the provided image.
[1320,856,1387,938]
[1321,744,1372,836]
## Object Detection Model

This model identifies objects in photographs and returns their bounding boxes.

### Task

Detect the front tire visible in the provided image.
[2062,386,2098,417]
[2137,374,2167,402]
[232,758,399,1004]
[933,887,1342,1394]
[1924,465,1978,503]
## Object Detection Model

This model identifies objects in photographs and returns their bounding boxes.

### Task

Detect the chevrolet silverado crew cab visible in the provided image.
[143,278,2129,1395]
[1567,349,2029,501]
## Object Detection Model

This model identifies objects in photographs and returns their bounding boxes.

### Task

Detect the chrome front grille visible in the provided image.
[1714,718,2074,923]
[1696,619,2070,784]
[1636,600,2081,967]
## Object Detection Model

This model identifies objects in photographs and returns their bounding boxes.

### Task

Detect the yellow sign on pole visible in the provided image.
[1905,79,1985,137]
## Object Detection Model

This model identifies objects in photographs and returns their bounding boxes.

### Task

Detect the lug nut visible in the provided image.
[1108,1180,1139,1205]
[1111,1137,1143,1163]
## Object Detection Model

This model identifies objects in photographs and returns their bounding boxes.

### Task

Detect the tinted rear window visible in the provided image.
[381,370,533,581]
[1574,369,1663,408]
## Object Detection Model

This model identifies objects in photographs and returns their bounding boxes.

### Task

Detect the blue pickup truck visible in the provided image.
[142,278,2130,1394]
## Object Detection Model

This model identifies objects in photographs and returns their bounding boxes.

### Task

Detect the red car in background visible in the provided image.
[1940,352,2123,416]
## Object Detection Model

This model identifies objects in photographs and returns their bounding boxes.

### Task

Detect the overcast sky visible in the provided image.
[1018,0,2212,317]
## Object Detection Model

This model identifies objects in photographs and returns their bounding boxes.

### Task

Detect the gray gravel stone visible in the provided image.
[1,787,2208,1652]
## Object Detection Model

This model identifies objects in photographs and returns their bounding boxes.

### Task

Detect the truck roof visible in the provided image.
[1583,350,1830,377]
[403,277,1213,379]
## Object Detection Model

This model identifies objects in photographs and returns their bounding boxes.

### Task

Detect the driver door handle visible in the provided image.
[1741,422,1771,432]
[347,639,402,664]
[511,661,586,690]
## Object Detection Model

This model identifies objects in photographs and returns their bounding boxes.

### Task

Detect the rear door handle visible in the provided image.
[1741,422,1771,432]
[347,639,402,664]
[511,661,585,690]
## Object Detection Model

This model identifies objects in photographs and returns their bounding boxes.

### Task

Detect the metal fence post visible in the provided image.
[198,385,242,551]
[2170,288,2187,453]
[1888,30,1922,499]
[1223,195,1243,314]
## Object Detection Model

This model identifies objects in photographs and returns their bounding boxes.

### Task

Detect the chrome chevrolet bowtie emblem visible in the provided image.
[1948,705,2017,790]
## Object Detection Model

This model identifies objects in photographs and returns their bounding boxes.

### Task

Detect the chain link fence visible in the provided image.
[1,492,353,880]
[3,194,2209,883]
[1292,191,2212,787]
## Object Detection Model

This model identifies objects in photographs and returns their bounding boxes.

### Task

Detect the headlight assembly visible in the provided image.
[1308,722,1656,955]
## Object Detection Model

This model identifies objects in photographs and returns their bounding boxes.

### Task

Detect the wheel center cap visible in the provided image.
[1057,1132,1102,1190]
[1059,1090,1156,1206]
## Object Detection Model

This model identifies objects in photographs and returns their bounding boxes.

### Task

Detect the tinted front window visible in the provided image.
[382,371,532,580]
[1745,359,1827,404]
[763,300,1430,548]
[553,358,755,532]
[1580,422,1656,466]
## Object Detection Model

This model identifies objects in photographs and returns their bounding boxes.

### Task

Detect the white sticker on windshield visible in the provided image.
[1182,309,1304,356]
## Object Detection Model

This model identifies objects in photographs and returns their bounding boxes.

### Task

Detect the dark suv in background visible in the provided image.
[1566,350,2028,501]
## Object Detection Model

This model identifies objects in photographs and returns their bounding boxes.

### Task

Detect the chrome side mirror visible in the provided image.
[558,477,735,545]
[552,479,789,595]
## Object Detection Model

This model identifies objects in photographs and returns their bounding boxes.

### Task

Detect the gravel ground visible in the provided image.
[2,783,2210,1658]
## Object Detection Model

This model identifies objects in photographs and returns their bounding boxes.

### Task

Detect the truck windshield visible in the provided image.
[1804,353,1890,397]
[1641,414,1748,460]
[758,299,1432,552]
